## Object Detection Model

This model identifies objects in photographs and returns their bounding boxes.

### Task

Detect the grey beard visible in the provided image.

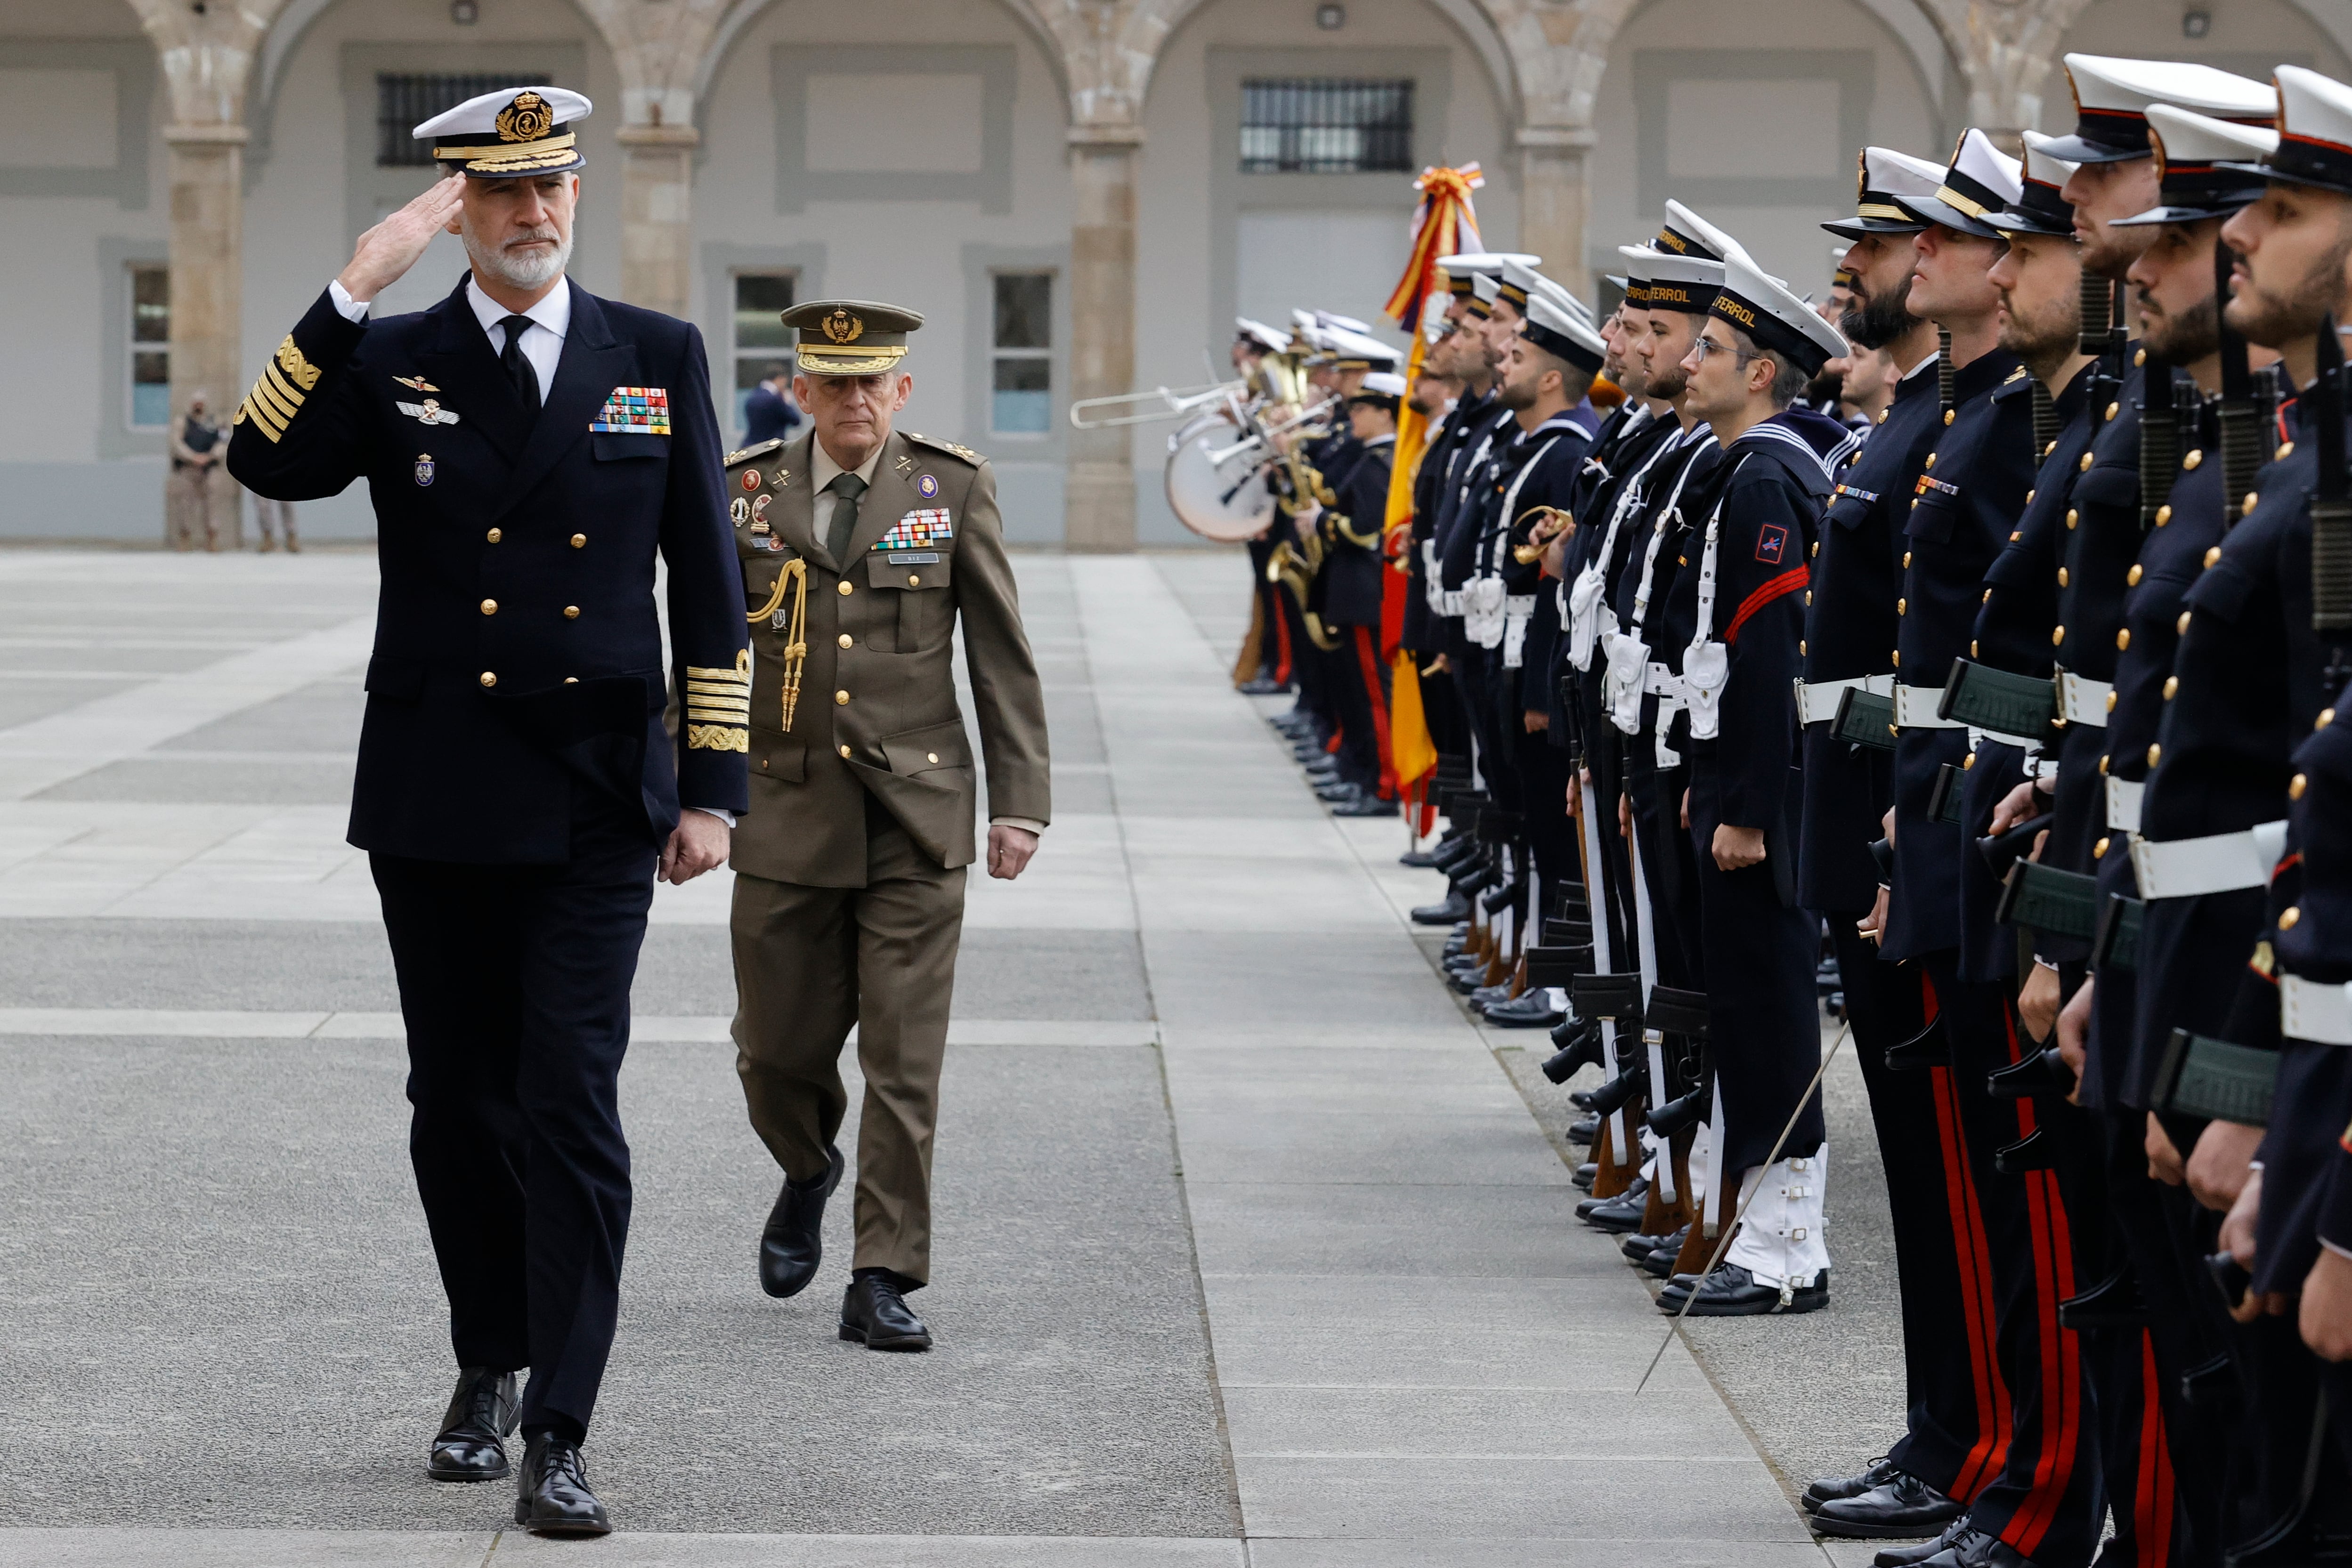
[463,221,572,291]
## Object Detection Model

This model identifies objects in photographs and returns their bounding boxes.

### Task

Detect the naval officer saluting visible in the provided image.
[227,86,750,1536]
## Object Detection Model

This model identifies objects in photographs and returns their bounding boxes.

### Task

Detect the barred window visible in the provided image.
[376,73,549,167]
[1240,78,1412,173]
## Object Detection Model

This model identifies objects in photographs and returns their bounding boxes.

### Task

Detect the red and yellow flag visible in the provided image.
[1379,164,1482,807]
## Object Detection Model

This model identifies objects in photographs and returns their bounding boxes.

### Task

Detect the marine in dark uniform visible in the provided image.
[226,86,749,1536]
[1316,372,1405,814]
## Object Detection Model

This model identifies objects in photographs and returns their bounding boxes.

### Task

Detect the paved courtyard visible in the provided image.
[0,546,1900,1566]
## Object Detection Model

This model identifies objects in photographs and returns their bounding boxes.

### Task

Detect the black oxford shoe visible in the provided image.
[428,1366,519,1482]
[840,1270,932,1350]
[513,1432,611,1537]
[1484,991,1565,1029]
[760,1144,845,1299]
[1412,891,1471,925]
[1662,1263,1829,1315]
[1875,1519,1970,1568]
[1810,1471,1964,1538]
[1806,1455,1898,1508]
[1917,1526,2038,1568]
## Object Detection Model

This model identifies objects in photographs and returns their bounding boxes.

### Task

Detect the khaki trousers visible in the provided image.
[730,804,967,1284]
[165,464,237,551]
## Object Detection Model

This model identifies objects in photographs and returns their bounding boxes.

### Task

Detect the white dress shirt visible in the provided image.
[326,272,735,831]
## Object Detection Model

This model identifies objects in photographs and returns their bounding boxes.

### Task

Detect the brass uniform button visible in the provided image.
[2079,452,2094,472]
[2095,836,2110,858]
[2135,348,2147,366]
[2291,772,2307,800]
[838,633,853,649]
[2058,567,2069,587]
[1798,639,1807,656]
[2177,610,2191,634]
[927,752,940,764]
[2280,906,2301,930]
[2106,689,2117,712]
[1811,541,1820,558]
[1971,639,1980,655]
[2105,401,2119,420]
[2183,449,2203,469]
[835,690,850,705]
[1902,550,1912,568]
[571,533,586,548]
[1876,409,1888,424]
[839,744,853,758]
[486,527,502,543]
[1892,650,1901,667]
[2278,441,2295,459]
[1897,598,1906,615]
[2163,676,2178,699]
[1964,752,1976,770]
[2147,743,2161,766]
[1805,591,1813,606]
[838,581,853,597]
[908,574,921,587]
[2155,504,2172,525]
[2010,530,2022,542]
[2028,487,2039,501]
[2320,708,2336,728]
[2204,546,2222,567]
[2052,626,2066,646]
[2243,493,2260,517]
[1945,409,1956,425]
[480,598,497,614]
[564,676,578,684]
[2100,754,2110,775]
[1926,453,1937,469]
[2116,628,2130,650]
[564,606,579,620]
[479,671,497,687]
[2128,564,2143,585]
[2067,508,2079,529]
[1982,590,1992,604]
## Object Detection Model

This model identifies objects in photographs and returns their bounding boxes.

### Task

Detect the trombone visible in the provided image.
[1068,380,1249,430]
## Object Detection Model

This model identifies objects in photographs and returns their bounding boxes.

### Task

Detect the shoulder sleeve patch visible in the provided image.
[723,437,785,469]
[904,431,985,466]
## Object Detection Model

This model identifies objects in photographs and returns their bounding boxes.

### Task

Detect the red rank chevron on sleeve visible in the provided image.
[1724,565,1810,644]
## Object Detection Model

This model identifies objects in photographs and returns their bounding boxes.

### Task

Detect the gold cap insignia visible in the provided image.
[497,92,555,144]
[822,308,864,345]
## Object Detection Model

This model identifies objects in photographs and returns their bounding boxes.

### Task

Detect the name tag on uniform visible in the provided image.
[876,508,952,551]
[591,386,671,434]
[886,551,941,565]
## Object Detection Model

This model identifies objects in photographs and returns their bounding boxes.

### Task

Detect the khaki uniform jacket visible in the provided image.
[725,428,1049,888]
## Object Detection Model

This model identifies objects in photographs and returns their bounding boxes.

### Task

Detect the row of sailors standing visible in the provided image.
[1376,49,2352,1568]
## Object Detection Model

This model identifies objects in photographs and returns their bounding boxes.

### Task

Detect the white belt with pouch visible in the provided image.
[2106,776,2144,833]
[1894,683,1962,730]
[1501,594,1537,669]
[1796,674,1893,726]
[2059,671,2112,727]
[1439,589,1464,617]
[2282,972,2352,1046]
[1464,575,1507,648]
[1644,662,1689,702]
[2129,819,2289,900]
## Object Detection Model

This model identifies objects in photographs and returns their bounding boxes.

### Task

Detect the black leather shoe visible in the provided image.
[1578,1178,1650,1232]
[1571,1161,1597,1190]
[760,1143,844,1299]
[1639,1239,1683,1278]
[1806,1456,1898,1507]
[1810,1472,1964,1538]
[1622,1228,1675,1262]
[1567,1112,1600,1142]
[1917,1526,2037,1568]
[1237,676,1289,695]
[1468,981,1514,1012]
[1314,780,1361,803]
[840,1269,933,1350]
[512,1431,611,1536]
[1412,891,1471,925]
[1663,1263,1829,1315]
[428,1366,519,1482]
[1874,1519,1970,1568]
[1333,793,1397,818]
[1484,991,1565,1028]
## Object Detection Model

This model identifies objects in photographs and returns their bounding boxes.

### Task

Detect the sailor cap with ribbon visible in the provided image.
[779,299,924,376]
[1499,257,1595,327]
[1823,146,1945,240]
[1710,251,1849,378]
[1439,252,1538,301]
[1523,292,1607,374]
[1320,324,1403,372]
[1663,200,1750,266]
[415,86,592,178]
[1896,127,2025,239]
[1235,317,1291,354]
[1626,244,1724,315]
[2044,54,2276,164]
[1616,246,1658,309]
[1465,272,1501,320]
[1985,132,2083,237]
[1314,309,1374,334]
[2217,64,2352,196]
[1348,371,1406,408]
[2115,104,2279,226]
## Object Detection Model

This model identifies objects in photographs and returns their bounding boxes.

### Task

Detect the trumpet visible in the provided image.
[1511,505,1575,566]
[1068,379,1248,430]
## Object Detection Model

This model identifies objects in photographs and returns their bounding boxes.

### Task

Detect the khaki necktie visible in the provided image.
[825,472,867,567]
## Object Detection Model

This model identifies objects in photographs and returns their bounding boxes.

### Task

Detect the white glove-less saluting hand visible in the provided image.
[337,172,467,306]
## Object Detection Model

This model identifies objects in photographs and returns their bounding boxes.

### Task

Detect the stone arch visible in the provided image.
[688,0,1074,126]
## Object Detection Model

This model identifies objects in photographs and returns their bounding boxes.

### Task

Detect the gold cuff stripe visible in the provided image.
[685,664,752,684]
[685,677,750,693]
[275,335,320,391]
[240,392,288,441]
[435,132,576,162]
[687,698,752,716]
[251,373,300,428]
[262,359,308,411]
[686,723,749,752]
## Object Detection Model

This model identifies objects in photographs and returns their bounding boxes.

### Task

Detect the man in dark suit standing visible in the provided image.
[227,85,748,1537]
[742,360,802,445]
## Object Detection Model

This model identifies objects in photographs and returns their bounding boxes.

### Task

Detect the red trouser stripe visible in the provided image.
[1354,626,1397,800]
[1923,972,2011,1501]
[2133,1330,2175,1567]
[2003,1000,2084,1560]
[1270,589,1293,683]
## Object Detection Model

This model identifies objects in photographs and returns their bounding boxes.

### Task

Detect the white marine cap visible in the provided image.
[1314,310,1373,334]
[2115,104,2279,225]
[1466,271,1502,317]
[1351,371,1407,402]
[2218,64,2352,196]
[2044,55,2275,163]
[1321,325,1402,370]
[1663,200,1751,266]
[1824,146,1946,239]
[1709,250,1848,378]
[1234,317,1291,354]
[1896,127,2024,239]
[1436,251,1539,275]
[414,85,592,178]
[1522,292,1606,374]
[1984,131,2083,237]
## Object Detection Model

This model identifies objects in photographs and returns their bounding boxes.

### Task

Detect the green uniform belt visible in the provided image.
[1524,944,1592,988]
[1940,658,2057,739]
[2153,1028,2276,1127]
[1996,860,2100,939]
[1571,972,1643,1021]
[2094,893,2144,972]
[1835,686,1897,751]
[1930,762,1966,826]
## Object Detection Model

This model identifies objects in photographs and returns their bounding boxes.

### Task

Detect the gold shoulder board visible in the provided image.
[724,438,786,469]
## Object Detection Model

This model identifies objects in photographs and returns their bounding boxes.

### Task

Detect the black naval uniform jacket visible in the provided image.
[1884,351,2033,963]
[1798,356,1941,915]
[1433,395,1516,655]
[1563,409,1684,756]
[1321,435,1395,628]
[1400,404,1452,654]
[1961,360,2098,983]
[1541,402,1639,739]
[227,277,750,862]
[1491,412,1593,723]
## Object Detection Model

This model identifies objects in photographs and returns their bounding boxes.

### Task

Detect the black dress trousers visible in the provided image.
[371,792,656,1439]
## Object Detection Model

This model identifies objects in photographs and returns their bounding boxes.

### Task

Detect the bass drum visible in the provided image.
[1165,411,1276,543]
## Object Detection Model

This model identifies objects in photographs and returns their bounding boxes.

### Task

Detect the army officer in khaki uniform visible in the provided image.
[726,300,1050,1351]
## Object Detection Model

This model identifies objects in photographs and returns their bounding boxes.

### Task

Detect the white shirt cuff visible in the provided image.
[327,278,369,323]
[989,816,1046,835]
[688,807,736,828]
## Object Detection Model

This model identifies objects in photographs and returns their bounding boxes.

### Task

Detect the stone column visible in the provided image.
[1065,126,1142,553]
[615,121,700,319]
[167,121,248,549]
[1517,127,1596,299]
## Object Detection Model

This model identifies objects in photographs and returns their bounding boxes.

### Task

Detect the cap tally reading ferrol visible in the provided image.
[781,299,925,376]
[1824,146,1945,240]
[1663,201,1748,267]
[1633,244,1725,316]
[1985,132,2083,237]
[1522,293,1607,375]
[1709,251,1849,379]
[2116,104,2279,226]
[1897,128,2025,239]
[2217,64,2352,197]
[1617,246,1659,309]
[415,86,593,178]
[2043,54,2276,164]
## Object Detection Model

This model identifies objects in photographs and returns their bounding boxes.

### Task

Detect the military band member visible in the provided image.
[1312,371,1406,816]
[227,86,748,1535]
[728,300,1051,1355]
[1233,317,1298,696]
